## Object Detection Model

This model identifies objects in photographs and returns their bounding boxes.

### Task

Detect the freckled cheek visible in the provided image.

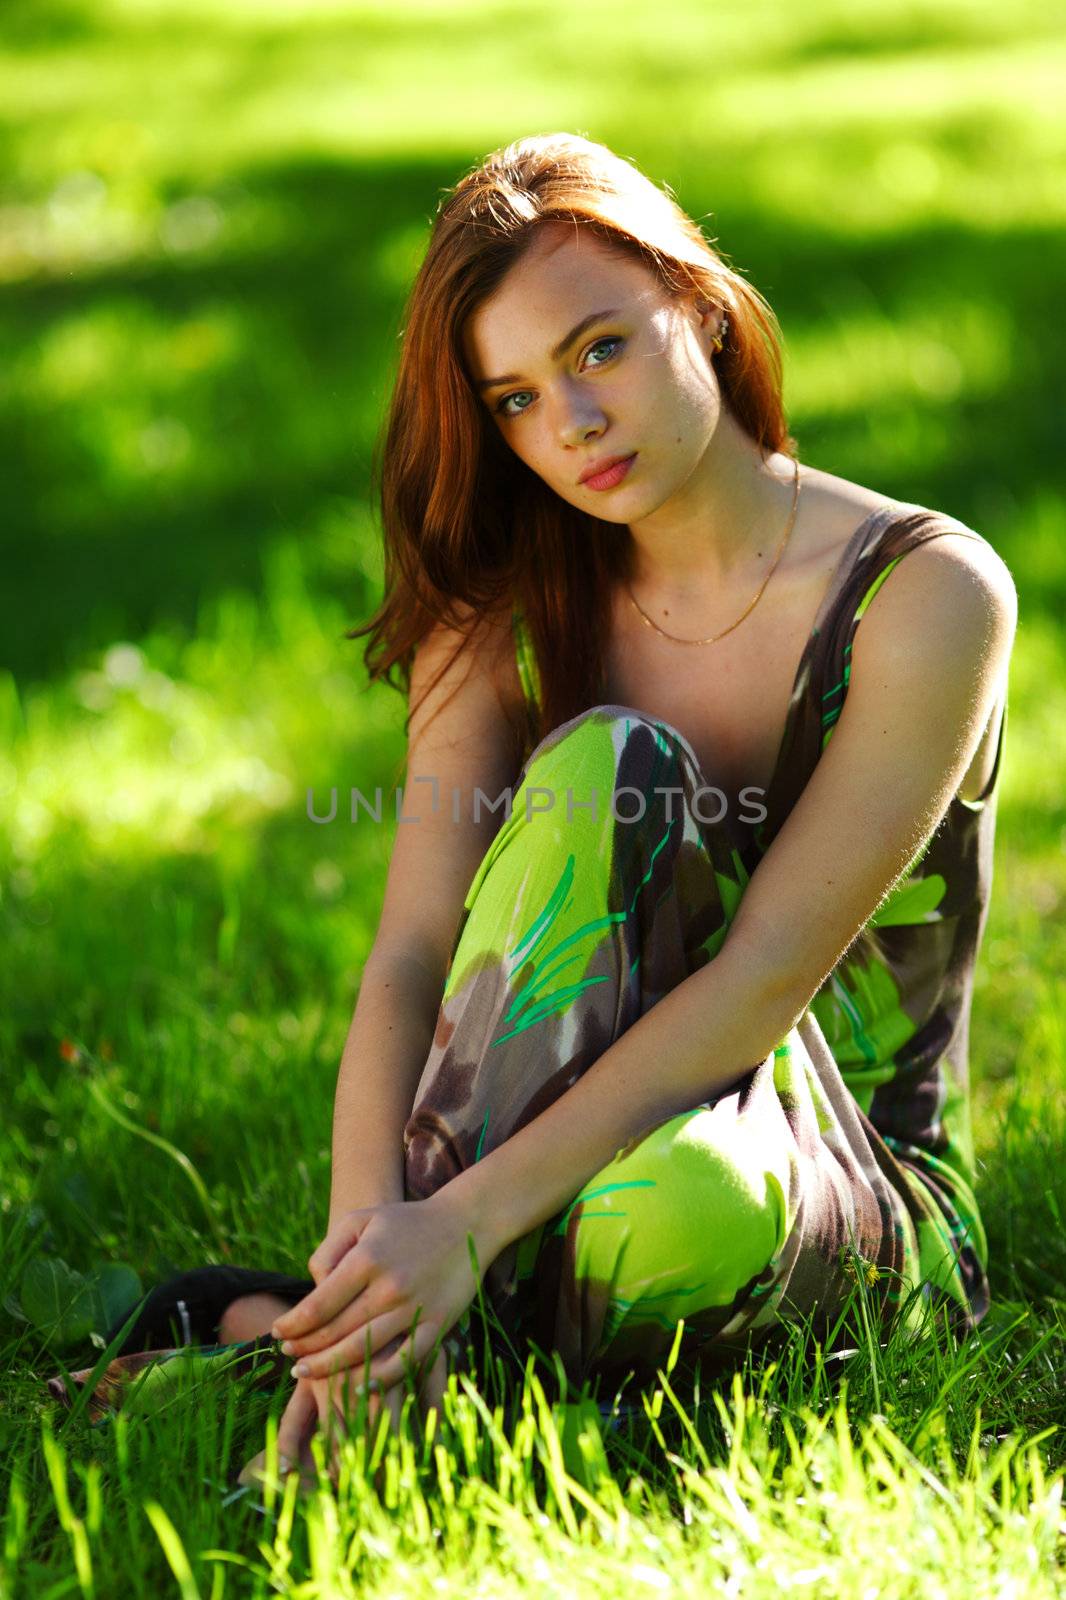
[667,370,720,447]
[534,414,579,477]
[503,423,563,487]
[630,363,687,431]
[520,430,554,479]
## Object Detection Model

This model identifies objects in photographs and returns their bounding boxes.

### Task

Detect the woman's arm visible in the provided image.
[436,913,804,1262]
[326,949,449,1216]
[323,602,525,1228]
[434,532,1018,1263]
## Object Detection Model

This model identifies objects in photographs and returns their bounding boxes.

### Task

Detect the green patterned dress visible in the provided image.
[401,501,1004,1385]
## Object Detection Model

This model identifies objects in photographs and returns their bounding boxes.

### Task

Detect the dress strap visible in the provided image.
[758,506,1000,850]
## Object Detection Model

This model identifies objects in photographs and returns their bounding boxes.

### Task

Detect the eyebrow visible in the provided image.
[475,308,621,392]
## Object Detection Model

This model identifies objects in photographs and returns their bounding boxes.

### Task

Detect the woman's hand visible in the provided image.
[238,1362,408,1492]
[271,1192,492,1391]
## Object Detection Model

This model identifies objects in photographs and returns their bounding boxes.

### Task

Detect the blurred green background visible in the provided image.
[2,0,1065,1299]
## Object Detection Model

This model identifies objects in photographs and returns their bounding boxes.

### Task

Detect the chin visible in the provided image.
[623,483,677,522]
[592,503,637,525]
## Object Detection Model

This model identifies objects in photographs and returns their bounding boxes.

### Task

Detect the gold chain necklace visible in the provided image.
[624,457,802,646]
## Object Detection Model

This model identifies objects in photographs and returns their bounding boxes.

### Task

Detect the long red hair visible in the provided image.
[346,132,797,759]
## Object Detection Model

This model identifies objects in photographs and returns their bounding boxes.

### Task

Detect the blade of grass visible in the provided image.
[86,1076,226,1255]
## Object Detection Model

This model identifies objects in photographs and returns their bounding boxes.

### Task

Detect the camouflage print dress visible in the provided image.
[402,502,1005,1389]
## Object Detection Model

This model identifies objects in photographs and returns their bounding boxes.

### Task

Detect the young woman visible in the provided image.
[56,133,1016,1480]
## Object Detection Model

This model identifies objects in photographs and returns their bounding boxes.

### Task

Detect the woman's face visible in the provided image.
[463,221,724,522]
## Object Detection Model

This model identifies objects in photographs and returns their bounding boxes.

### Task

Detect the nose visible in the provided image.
[554,377,607,449]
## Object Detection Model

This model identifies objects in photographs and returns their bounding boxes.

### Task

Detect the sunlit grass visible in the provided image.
[4,1336,1064,1598]
[2,2,1064,240]
[0,540,404,866]
[3,521,1064,1591]
[784,295,1011,416]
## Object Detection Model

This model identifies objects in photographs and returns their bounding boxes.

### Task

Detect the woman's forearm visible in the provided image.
[434,932,803,1261]
[327,946,444,1222]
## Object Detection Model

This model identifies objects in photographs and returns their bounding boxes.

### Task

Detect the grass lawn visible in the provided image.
[2,0,1065,1593]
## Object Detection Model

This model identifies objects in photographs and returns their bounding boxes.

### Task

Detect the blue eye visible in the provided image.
[497,390,534,418]
[584,336,623,366]
[495,335,624,419]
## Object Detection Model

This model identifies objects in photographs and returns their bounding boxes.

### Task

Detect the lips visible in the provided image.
[579,452,637,491]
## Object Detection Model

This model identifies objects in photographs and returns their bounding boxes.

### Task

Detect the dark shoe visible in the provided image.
[104,1264,315,1354]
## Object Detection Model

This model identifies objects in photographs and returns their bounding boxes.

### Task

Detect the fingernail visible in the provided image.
[279,1340,295,1355]
[292,1362,309,1378]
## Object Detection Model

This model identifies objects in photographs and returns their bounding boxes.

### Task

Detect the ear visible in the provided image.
[693,295,727,343]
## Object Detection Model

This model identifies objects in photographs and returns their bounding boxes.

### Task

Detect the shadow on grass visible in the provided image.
[2,140,1064,690]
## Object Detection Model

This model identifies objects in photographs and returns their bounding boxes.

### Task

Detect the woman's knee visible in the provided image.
[568,1107,790,1315]
[516,704,704,835]
[525,703,697,781]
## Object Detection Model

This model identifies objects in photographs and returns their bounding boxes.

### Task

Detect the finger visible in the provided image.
[323,1382,403,1490]
[370,1381,405,1449]
[339,1375,406,1492]
[276,1379,319,1465]
[272,1250,372,1340]
[307,1212,370,1284]
[291,1307,413,1381]
[237,1448,269,1489]
[419,1346,449,1418]
[316,1370,379,1446]
[312,1333,408,1425]
[238,1380,316,1488]
[279,1285,379,1359]
[301,1370,397,1494]
[355,1324,439,1395]
[281,1274,411,1359]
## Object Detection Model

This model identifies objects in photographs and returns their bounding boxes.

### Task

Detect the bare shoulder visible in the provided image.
[408,595,525,751]
[720,488,1016,1000]
[863,513,1018,640]
[790,462,896,555]
[373,597,523,983]
[845,507,1018,777]
[799,464,1017,616]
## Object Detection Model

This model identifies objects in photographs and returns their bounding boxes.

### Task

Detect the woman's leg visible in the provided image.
[218,1293,296,1344]
[403,706,750,1339]
[403,705,954,1386]
[530,1023,914,1386]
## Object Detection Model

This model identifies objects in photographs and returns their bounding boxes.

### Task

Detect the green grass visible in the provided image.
[2,0,1066,1593]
